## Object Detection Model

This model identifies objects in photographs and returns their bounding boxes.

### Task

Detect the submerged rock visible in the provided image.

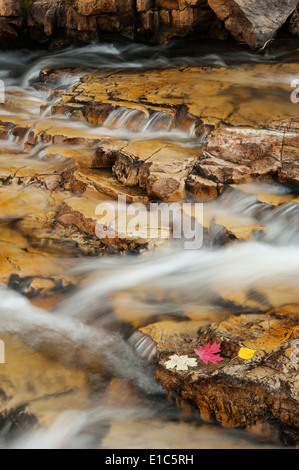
[0,333,89,430]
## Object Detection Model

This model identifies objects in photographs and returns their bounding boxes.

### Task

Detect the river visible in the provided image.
[0,39,298,448]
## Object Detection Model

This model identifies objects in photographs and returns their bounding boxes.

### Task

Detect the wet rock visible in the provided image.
[189,123,299,192]
[32,65,299,200]
[70,167,150,204]
[141,320,210,354]
[26,130,200,201]
[208,0,299,50]
[0,185,59,226]
[0,406,39,441]
[0,113,103,150]
[0,185,98,303]
[99,376,264,450]
[108,140,200,201]
[0,223,77,305]
[142,312,299,445]
[0,70,296,256]
[138,145,199,201]
[2,67,299,210]
[0,153,74,190]
[54,189,169,253]
[48,63,299,131]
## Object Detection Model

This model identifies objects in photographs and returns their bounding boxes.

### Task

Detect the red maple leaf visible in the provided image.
[194,342,224,364]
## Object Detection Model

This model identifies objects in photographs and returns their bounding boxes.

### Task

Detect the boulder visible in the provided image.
[208,0,299,49]
[26,0,60,36]
[66,7,97,32]
[75,0,117,16]
[189,122,299,191]
[0,17,18,48]
[136,0,154,11]
[0,0,22,16]
[141,311,299,445]
[54,191,163,253]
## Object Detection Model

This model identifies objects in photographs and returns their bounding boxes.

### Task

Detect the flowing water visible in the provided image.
[0,40,298,449]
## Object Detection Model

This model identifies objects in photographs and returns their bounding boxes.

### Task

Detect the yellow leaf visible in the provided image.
[238,347,255,360]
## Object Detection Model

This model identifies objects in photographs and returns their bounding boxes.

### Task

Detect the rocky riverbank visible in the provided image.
[0,0,298,49]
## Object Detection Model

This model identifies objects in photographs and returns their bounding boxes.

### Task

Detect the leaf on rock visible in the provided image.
[238,347,255,360]
[194,342,224,365]
[165,354,197,371]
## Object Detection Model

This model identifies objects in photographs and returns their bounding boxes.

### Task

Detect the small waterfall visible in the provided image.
[104,107,175,134]
[188,122,196,138]
[142,112,174,132]
[104,107,145,131]
[41,97,62,118]
[0,287,162,395]
[0,129,22,152]
[7,129,19,144]
[188,122,206,145]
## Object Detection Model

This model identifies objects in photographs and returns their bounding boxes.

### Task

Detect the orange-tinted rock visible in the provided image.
[95,139,200,201]
[0,333,89,429]
[66,7,97,32]
[54,190,168,252]
[50,64,299,131]
[136,0,154,11]
[75,0,117,16]
[186,174,220,200]
[189,124,299,191]
[142,312,299,445]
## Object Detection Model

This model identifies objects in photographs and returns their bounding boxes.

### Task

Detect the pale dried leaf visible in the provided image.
[165,354,197,371]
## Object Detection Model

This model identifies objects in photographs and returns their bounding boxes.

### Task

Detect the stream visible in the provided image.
[0,39,298,449]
